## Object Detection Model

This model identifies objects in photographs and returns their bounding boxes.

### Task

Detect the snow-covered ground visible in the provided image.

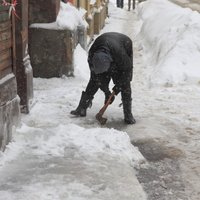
[1,0,200,199]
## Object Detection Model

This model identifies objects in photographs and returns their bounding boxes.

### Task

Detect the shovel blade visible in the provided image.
[96,113,107,125]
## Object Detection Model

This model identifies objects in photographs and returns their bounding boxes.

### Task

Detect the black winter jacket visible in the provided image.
[88,32,133,72]
[86,32,133,95]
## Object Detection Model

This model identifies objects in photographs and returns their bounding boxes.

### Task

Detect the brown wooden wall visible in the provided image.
[0,0,33,114]
[0,1,20,151]
[0,2,14,79]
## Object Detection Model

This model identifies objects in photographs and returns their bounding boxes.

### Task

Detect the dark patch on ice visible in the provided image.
[132,140,188,200]
[132,140,184,161]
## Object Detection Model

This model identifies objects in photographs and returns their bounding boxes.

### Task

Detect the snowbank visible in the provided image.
[73,44,90,81]
[16,123,144,165]
[137,0,200,87]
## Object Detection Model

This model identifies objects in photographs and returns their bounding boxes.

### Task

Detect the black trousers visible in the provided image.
[85,70,132,102]
[116,0,124,8]
[85,72,110,96]
[128,0,135,10]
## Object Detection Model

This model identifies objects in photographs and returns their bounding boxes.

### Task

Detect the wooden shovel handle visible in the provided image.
[98,91,115,115]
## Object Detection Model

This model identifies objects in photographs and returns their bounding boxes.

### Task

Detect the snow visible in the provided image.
[0,73,14,85]
[73,44,90,81]
[1,0,200,199]
[137,0,200,87]
[30,2,88,30]
[90,0,97,5]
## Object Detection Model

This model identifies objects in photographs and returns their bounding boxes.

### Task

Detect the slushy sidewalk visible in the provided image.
[170,0,200,12]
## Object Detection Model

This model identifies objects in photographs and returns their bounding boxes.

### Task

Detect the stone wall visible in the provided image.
[0,75,20,151]
[29,28,75,78]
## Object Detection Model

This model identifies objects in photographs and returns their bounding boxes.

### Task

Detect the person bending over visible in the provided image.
[70,32,136,124]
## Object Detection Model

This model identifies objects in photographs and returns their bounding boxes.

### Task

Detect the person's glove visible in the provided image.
[112,85,122,95]
[104,91,115,105]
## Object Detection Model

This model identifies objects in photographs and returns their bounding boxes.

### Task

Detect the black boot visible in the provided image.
[122,100,136,124]
[70,91,93,117]
[121,87,136,124]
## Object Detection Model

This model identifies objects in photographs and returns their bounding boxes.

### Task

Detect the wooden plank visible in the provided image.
[0,49,11,62]
[15,0,33,113]
[0,66,12,79]
[0,5,10,12]
[11,4,16,74]
[0,58,12,71]
[0,28,11,41]
[0,11,9,22]
[21,28,28,43]
[0,39,11,51]
[0,20,10,32]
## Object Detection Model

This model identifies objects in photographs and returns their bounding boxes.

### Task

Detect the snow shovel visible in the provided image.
[96,91,115,125]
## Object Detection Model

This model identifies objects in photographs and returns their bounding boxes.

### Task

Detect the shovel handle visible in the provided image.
[99,91,115,115]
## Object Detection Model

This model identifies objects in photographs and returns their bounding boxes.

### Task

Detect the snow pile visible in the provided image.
[73,44,90,81]
[137,0,200,86]
[17,123,143,165]
[57,2,88,30]
[30,2,88,30]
